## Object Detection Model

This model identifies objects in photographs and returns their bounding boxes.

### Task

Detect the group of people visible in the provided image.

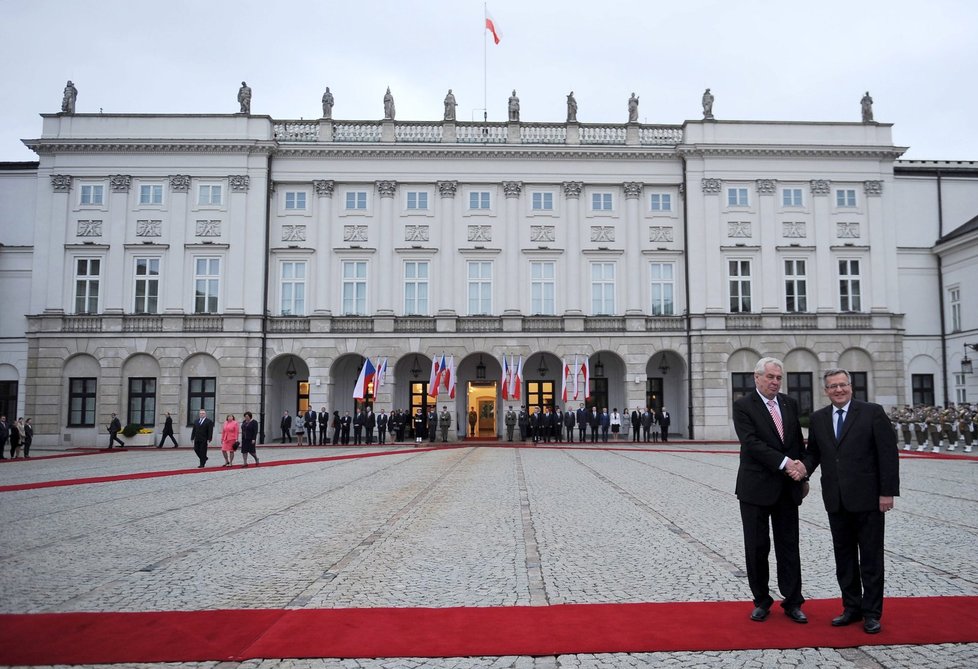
[734,357,899,635]
[502,404,671,443]
[0,415,33,459]
[279,406,456,446]
[888,403,976,452]
[188,409,260,469]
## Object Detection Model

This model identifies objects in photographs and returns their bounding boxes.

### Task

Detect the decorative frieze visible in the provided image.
[376,180,397,198]
[282,225,306,242]
[562,181,583,198]
[755,179,777,194]
[591,226,615,242]
[313,179,335,197]
[468,225,492,242]
[863,180,883,196]
[810,179,831,195]
[701,178,722,194]
[530,225,555,242]
[77,220,102,237]
[135,220,162,237]
[344,225,368,242]
[437,180,458,198]
[649,226,674,243]
[405,225,429,242]
[782,221,806,238]
[109,175,132,192]
[727,221,752,238]
[503,181,523,198]
[51,175,72,192]
[195,220,221,237]
[228,175,250,192]
[837,222,860,238]
[169,175,191,192]
[623,182,643,199]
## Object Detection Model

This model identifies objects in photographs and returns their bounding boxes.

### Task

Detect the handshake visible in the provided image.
[785,459,807,481]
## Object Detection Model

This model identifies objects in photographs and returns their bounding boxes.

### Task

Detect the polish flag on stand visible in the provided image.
[513,355,523,401]
[375,357,388,393]
[561,358,571,403]
[501,354,510,400]
[485,10,501,44]
[445,356,457,399]
[572,354,580,401]
[353,357,376,400]
[581,356,591,401]
[428,355,441,399]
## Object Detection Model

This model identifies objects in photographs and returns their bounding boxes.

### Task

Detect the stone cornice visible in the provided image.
[273,144,678,161]
[23,139,277,156]
[678,144,906,159]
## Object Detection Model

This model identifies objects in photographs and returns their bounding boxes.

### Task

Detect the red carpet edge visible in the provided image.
[0,596,975,664]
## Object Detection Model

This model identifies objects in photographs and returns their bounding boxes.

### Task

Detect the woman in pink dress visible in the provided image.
[220,414,239,467]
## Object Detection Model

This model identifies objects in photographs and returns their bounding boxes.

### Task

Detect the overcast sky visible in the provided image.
[2,0,976,162]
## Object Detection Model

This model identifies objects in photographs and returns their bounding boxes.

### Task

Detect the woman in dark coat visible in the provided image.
[331,410,341,445]
[23,418,33,458]
[239,411,260,467]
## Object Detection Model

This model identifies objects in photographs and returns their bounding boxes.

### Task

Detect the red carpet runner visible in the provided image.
[1,597,975,664]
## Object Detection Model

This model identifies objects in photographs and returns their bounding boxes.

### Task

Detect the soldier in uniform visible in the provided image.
[940,406,957,450]
[896,405,914,450]
[505,406,517,441]
[428,407,439,443]
[912,406,929,450]
[439,405,452,442]
[518,406,528,441]
[925,406,942,452]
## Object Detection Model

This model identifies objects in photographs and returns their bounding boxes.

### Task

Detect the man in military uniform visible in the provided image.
[912,406,929,451]
[428,407,439,443]
[940,405,958,451]
[518,406,528,441]
[505,406,517,441]
[439,405,452,442]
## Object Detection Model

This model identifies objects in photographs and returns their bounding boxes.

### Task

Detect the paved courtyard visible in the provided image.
[0,441,976,668]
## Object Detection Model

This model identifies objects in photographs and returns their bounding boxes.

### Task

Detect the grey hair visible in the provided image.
[754,357,785,375]
[822,369,851,386]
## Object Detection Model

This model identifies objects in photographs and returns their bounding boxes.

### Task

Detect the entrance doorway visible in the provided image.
[526,380,554,413]
[466,382,496,437]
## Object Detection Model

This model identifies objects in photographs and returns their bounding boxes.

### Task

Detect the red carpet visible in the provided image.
[0,597,975,664]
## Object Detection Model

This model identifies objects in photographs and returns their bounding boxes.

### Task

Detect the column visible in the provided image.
[312,180,335,314]
[375,180,397,314]
[864,180,886,311]
[166,175,191,313]
[810,180,834,313]
[623,182,643,314]
[44,175,72,312]
[755,179,779,312]
[698,178,723,313]
[437,181,458,315]
[502,181,522,313]
[104,175,132,314]
[562,182,584,314]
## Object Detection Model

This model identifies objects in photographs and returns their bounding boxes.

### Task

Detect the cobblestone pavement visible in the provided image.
[0,442,976,668]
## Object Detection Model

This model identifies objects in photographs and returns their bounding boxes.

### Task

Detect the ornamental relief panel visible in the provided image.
[313,179,335,197]
[649,226,674,243]
[727,221,752,238]
[51,175,72,192]
[437,180,458,198]
[344,225,368,242]
[468,225,492,242]
[77,220,102,237]
[755,179,777,194]
[591,226,615,242]
[169,175,191,192]
[530,225,555,242]
[701,178,722,194]
[810,179,831,195]
[228,175,250,192]
[282,225,306,242]
[782,222,806,238]
[405,225,430,242]
[135,220,162,237]
[837,222,860,238]
[196,220,222,237]
[109,175,132,192]
[863,180,883,196]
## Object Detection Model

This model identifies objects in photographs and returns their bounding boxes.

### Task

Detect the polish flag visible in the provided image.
[513,355,523,400]
[375,357,388,393]
[501,354,510,400]
[441,355,453,392]
[485,10,501,44]
[572,354,580,400]
[561,358,570,403]
[581,357,591,400]
[353,357,375,400]
[446,356,457,399]
[428,355,441,399]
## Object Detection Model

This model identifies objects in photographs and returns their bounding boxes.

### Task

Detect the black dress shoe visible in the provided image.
[750,606,770,622]
[831,610,863,627]
[863,618,881,634]
[785,607,808,624]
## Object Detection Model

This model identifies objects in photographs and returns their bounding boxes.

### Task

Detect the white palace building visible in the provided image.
[1,88,976,446]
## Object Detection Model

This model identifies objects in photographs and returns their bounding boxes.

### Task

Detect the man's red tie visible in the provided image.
[767,399,784,442]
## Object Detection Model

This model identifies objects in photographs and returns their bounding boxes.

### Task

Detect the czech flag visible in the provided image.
[353,357,375,400]
[501,354,510,400]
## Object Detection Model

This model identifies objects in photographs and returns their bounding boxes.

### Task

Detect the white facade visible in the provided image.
[1,107,976,445]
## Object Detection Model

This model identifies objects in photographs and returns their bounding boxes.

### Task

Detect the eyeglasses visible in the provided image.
[825,383,850,390]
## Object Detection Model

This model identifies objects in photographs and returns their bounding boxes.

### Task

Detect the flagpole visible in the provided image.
[483,2,488,124]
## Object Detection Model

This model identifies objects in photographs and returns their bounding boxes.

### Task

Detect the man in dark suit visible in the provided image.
[280,411,292,443]
[631,408,642,442]
[303,408,317,444]
[659,407,672,442]
[190,408,214,468]
[318,406,329,445]
[732,357,809,624]
[799,369,900,635]
[576,404,587,442]
[108,413,125,448]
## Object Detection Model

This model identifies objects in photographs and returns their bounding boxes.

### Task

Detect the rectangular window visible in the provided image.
[80,184,104,206]
[198,184,222,206]
[787,372,813,417]
[193,257,220,314]
[650,262,675,316]
[530,261,556,315]
[68,377,97,427]
[784,259,808,313]
[531,192,554,211]
[406,191,429,210]
[403,260,429,315]
[781,188,803,207]
[469,191,491,210]
[850,371,868,402]
[133,257,160,314]
[728,259,752,313]
[590,262,616,315]
[911,374,934,406]
[280,261,306,316]
[727,187,749,207]
[467,261,493,315]
[839,259,862,312]
[0,380,17,425]
[74,257,101,314]
[128,377,157,428]
[836,189,857,208]
[954,373,967,404]
[650,193,672,212]
[591,192,613,211]
[345,191,367,210]
[342,260,367,315]
[139,184,163,205]
[950,287,961,332]
[284,191,307,210]
[731,372,754,404]
[187,377,216,426]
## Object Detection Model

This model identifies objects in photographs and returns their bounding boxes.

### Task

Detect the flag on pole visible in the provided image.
[428,355,441,399]
[561,358,570,403]
[581,356,591,400]
[513,355,523,400]
[375,357,388,393]
[572,354,580,400]
[442,355,453,392]
[501,354,510,400]
[353,357,376,400]
[485,9,501,44]
[446,356,457,399]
